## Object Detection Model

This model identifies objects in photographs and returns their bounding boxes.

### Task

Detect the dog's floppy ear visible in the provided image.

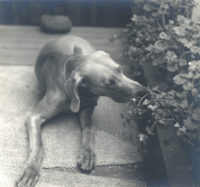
[65,46,84,113]
[64,46,82,80]
[65,70,83,113]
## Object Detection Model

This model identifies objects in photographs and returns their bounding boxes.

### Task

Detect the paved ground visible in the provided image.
[0,25,145,186]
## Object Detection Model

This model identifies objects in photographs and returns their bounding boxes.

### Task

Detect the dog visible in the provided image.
[16,35,146,187]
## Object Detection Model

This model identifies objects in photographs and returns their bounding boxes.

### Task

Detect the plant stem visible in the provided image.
[151,120,157,130]
[162,14,166,26]
[137,93,149,107]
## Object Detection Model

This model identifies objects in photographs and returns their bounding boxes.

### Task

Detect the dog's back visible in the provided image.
[35,35,95,96]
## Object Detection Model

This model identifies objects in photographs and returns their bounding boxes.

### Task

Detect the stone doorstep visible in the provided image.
[38,167,146,187]
[0,65,145,186]
[41,163,145,181]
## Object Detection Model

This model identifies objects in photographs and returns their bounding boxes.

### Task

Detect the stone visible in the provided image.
[40,15,72,33]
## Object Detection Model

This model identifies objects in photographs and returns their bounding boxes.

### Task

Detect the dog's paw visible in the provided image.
[16,165,39,187]
[77,148,96,173]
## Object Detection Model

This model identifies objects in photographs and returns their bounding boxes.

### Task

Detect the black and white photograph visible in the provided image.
[0,0,200,186]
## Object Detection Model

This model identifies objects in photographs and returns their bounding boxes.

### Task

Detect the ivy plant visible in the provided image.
[124,0,200,145]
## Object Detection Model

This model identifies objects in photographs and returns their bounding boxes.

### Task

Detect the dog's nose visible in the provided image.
[137,86,148,97]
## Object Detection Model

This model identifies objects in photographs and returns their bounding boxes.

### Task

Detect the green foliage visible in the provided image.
[124,0,200,144]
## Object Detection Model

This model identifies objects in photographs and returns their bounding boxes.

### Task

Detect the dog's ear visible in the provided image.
[64,46,82,80]
[64,46,84,113]
[73,46,82,55]
[65,71,83,113]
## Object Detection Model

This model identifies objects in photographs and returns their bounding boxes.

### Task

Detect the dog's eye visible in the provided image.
[116,66,122,73]
[104,78,116,87]
[108,79,116,85]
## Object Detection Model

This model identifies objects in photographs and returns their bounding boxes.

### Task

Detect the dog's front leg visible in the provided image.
[16,114,44,187]
[16,95,64,187]
[77,106,96,173]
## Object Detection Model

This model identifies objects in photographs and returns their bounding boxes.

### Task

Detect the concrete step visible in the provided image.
[0,66,145,186]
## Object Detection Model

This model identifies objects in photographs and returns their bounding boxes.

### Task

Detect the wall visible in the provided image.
[0,0,132,27]
[192,0,200,21]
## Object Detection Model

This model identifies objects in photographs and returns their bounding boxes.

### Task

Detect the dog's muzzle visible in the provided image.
[137,86,148,97]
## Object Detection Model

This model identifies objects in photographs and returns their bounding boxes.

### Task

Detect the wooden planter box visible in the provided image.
[156,125,194,186]
[141,63,197,186]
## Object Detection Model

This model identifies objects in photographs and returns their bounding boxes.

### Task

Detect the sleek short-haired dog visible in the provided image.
[16,35,146,187]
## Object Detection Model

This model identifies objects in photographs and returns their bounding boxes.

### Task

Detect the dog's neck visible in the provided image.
[78,86,98,108]
[79,86,98,99]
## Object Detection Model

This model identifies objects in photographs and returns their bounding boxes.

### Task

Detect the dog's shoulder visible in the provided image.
[64,46,88,80]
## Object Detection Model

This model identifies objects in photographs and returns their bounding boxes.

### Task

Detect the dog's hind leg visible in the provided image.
[16,92,66,187]
[77,106,96,173]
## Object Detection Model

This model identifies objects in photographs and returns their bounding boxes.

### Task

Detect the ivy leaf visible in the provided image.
[131,98,136,102]
[177,15,191,26]
[131,15,147,26]
[192,71,200,79]
[152,12,160,18]
[159,32,170,40]
[190,46,200,54]
[148,104,158,111]
[165,51,179,72]
[192,31,200,39]
[145,126,155,135]
[167,63,178,72]
[152,54,166,66]
[173,26,186,36]
[139,133,145,142]
[191,108,200,122]
[169,20,174,25]
[173,74,188,85]
[154,40,168,52]
[179,126,187,133]
[128,46,138,55]
[146,44,154,51]
[188,61,200,70]
[144,3,154,12]
[154,112,161,121]
[160,1,169,10]
[158,119,165,125]
[176,92,185,100]
[174,122,180,128]
[184,71,194,79]
[179,59,187,66]
[191,88,198,99]
[179,100,188,109]
[178,38,194,48]
[131,14,138,22]
[143,99,150,105]
[165,51,177,61]
[184,117,198,130]
[168,90,176,99]
[182,82,193,90]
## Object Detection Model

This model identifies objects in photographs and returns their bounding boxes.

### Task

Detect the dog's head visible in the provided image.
[65,48,146,113]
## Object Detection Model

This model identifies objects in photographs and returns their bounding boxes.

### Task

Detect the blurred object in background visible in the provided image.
[40,15,72,33]
[0,0,132,27]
